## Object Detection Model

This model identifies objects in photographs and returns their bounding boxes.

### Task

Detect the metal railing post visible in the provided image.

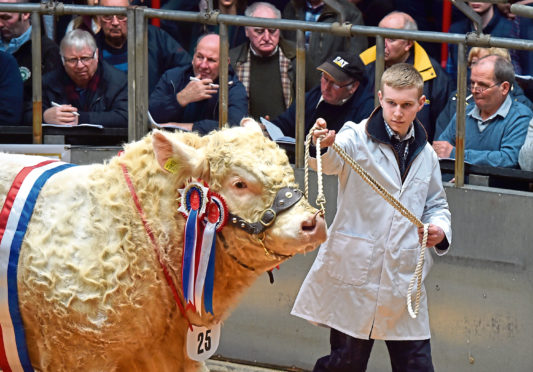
[295,29,306,168]
[374,35,385,106]
[454,42,468,187]
[218,22,229,128]
[31,12,43,144]
[135,6,148,138]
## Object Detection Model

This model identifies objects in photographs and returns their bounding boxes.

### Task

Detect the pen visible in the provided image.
[51,101,80,116]
[189,76,233,87]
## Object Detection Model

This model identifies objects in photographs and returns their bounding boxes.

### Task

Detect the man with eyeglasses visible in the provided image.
[229,2,313,121]
[95,0,190,94]
[434,55,532,168]
[269,51,374,140]
[42,29,128,129]
[0,0,61,125]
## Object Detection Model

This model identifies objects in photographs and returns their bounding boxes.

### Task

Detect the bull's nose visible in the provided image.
[301,211,327,243]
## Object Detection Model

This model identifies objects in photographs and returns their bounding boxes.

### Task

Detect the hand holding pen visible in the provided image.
[43,101,79,125]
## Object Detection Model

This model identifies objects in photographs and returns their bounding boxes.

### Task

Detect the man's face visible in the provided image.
[378,84,425,137]
[469,2,492,14]
[320,72,359,105]
[62,45,99,88]
[379,15,412,66]
[245,7,280,57]
[470,60,508,117]
[99,0,128,48]
[192,35,220,81]
[0,1,30,42]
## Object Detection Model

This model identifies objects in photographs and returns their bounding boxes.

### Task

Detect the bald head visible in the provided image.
[378,12,417,67]
[193,34,220,81]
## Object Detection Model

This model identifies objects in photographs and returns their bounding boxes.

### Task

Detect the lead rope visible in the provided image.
[304,125,428,319]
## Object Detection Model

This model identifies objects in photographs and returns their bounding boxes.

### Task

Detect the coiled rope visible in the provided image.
[304,125,429,319]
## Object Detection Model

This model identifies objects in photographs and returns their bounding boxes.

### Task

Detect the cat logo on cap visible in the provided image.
[333,56,349,68]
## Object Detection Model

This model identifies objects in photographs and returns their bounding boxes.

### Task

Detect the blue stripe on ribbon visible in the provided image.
[182,208,198,303]
[7,163,76,372]
[203,236,216,314]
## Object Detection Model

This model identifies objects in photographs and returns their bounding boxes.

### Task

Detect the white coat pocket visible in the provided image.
[324,231,375,286]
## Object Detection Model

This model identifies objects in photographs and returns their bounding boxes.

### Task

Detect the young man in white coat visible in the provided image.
[291,63,451,371]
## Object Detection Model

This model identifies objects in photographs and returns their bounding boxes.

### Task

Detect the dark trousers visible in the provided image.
[313,328,435,372]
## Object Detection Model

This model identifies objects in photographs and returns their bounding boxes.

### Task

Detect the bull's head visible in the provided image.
[151,127,327,271]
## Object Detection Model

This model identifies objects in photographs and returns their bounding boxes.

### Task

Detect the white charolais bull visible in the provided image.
[0,127,327,371]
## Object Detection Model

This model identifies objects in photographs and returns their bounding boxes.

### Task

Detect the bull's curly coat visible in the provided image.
[1,127,326,371]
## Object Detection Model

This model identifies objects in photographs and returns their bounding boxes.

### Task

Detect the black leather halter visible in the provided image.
[227,186,303,235]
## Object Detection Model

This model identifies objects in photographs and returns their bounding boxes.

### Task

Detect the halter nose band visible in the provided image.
[227,187,303,234]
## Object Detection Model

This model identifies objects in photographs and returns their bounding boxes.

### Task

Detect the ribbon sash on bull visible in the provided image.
[0,159,76,372]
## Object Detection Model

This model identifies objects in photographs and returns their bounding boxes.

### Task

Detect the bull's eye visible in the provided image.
[235,181,247,189]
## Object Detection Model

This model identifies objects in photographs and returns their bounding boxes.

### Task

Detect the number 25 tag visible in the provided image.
[186,323,221,361]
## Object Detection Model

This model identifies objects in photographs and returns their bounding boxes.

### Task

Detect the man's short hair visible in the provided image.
[476,54,515,86]
[380,63,424,97]
[244,1,281,18]
[60,29,97,55]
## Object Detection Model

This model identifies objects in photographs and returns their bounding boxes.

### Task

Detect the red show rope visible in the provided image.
[120,162,192,331]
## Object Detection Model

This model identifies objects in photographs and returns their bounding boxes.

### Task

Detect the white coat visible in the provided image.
[291,115,452,340]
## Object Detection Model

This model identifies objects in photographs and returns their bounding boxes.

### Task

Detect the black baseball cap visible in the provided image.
[317,52,366,83]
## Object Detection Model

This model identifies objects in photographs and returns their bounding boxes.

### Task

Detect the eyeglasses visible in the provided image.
[62,50,96,66]
[100,14,127,22]
[469,81,502,93]
[321,73,354,90]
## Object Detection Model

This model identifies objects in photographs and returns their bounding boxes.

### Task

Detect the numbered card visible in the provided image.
[186,323,221,361]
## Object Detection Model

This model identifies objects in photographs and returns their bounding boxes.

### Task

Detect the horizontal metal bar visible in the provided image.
[511,3,533,19]
[1,3,533,51]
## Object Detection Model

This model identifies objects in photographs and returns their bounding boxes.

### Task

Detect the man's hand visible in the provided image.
[43,105,79,125]
[312,118,336,148]
[176,75,218,107]
[432,140,454,158]
[418,224,445,247]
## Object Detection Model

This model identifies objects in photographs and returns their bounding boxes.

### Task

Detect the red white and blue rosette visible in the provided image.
[195,191,228,314]
[178,181,208,312]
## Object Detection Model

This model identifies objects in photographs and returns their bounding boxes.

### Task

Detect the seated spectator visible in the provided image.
[282,0,368,88]
[446,2,525,87]
[0,50,23,125]
[271,51,374,138]
[0,0,61,125]
[149,33,248,135]
[435,47,533,139]
[65,0,101,37]
[42,29,128,127]
[434,55,532,168]
[519,118,533,170]
[359,11,452,142]
[96,0,191,94]
[230,2,313,121]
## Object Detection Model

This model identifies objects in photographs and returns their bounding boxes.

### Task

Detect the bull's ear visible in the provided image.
[152,130,207,178]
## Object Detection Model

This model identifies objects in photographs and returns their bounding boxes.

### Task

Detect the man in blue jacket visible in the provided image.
[96,0,190,94]
[149,34,248,135]
[272,51,374,139]
[0,50,23,125]
[434,55,532,168]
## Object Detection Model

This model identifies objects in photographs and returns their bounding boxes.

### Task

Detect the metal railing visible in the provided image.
[1,1,533,185]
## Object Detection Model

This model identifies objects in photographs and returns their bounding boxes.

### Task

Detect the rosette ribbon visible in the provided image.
[178,181,208,311]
